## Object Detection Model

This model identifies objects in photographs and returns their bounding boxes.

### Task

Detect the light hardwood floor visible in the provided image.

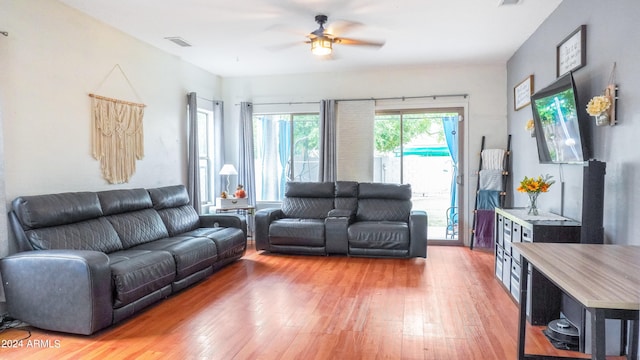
[0,245,612,359]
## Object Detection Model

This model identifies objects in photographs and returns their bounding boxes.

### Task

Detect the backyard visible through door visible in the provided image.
[374,110,461,241]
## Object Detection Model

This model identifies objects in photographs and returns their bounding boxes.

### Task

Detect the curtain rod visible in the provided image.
[235,93,468,106]
[339,94,468,102]
[197,96,223,104]
[235,101,320,106]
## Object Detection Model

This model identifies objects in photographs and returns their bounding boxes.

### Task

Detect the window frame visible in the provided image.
[197,107,215,206]
[252,112,320,201]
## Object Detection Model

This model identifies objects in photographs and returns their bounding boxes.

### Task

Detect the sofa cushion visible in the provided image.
[282,197,334,219]
[25,218,123,253]
[12,192,103,230]
[358,182,412,200]
[108,250,176,308]
[132,236,217,280]
[269,218,325,247]
[98,188,153,216]
[105,209,170,248]
[335,181,358,213]
[148,185,190,210]
[348,221,410,250]
[182,227,246,261]
[356,199,411,222]
[156,205,200,236]
[285,181,335,197]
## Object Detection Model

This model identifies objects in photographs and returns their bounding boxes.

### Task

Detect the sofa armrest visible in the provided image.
[0,250,113,335]
[409,210,428,258]
[254,208,284,251]
[328,209,354,218]
[325,215,351,255]
[199,214,247,236]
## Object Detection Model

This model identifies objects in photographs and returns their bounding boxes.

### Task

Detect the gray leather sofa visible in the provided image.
[0,185,247,335]
[255,181,427,258]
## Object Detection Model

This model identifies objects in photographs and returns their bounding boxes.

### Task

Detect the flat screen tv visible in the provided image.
[530,72,590,164]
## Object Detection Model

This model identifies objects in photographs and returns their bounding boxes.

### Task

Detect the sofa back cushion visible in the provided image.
[334,181,358,213]
[356,183,412,222]
[11,192,123,252]
[12,192,103,230]
[97,188,153,216]
[105,210,169,248]
[25,218,123,252]
[148,185,190,210]
[148,185,200,236]
[98,188,169,248]
[282,182,335,219]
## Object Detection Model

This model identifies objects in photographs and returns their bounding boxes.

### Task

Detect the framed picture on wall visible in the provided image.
[514,75,534,111]
[556,25,586,77]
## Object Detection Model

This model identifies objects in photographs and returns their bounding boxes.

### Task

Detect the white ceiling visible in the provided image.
[58,0,562,77]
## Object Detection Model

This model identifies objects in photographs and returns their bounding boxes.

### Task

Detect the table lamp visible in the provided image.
[219,164,238,194]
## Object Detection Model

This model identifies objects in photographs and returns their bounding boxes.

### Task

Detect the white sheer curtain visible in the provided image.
[238,102,256,206]
[186,92,201,213]
[318,99,337,182]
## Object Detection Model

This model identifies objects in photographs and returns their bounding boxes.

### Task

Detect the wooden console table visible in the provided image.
[514,243,639,360]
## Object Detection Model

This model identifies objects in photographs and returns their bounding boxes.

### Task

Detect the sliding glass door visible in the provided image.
[374,108,462,241]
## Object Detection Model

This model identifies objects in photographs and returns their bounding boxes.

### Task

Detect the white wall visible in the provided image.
[222,65,508,244]
[0,0,222,258]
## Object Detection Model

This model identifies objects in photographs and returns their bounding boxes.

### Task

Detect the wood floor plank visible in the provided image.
[1,246,621,359]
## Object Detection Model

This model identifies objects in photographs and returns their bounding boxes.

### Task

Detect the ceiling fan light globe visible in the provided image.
[311,37,332,56]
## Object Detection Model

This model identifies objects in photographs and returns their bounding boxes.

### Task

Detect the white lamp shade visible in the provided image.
[219,164,238,175]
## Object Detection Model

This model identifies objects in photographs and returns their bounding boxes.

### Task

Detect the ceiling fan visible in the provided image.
[273,14,385,56]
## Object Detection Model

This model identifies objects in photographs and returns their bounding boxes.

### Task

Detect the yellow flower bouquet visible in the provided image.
[517,174,554,215]
[586,95,611,116]
[517,174,555,194]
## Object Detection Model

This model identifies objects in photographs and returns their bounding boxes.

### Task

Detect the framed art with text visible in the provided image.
[556,25,586,78]
[514,75,534,111]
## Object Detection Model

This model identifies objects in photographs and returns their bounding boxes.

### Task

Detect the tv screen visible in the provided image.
[530,73,590,164]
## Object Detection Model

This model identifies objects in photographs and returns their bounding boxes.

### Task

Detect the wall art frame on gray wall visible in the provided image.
[556,25,587,78]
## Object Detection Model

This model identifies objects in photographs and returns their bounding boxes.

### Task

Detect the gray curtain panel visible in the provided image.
[213,101,225,198]
[186,92,201,214]
[318,99,337,182]
[238,102,256,206]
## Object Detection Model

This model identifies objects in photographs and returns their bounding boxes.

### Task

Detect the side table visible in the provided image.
[214,205,255,241]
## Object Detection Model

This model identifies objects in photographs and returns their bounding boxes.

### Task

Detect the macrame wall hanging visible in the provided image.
[89,64,146,184]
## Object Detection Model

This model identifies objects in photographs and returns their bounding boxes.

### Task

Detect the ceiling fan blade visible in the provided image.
[335,37,385,48]
[326,19,363,36]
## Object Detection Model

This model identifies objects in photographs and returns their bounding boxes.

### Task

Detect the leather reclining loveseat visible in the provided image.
[255,181,427,258]
[0,185,247,335]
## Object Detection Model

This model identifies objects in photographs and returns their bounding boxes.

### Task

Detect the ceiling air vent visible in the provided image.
[165,37,192,47]
[498,0,523,5]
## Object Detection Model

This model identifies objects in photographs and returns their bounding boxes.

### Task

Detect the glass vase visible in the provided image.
[527,192,539,216]
[595,112,609,126]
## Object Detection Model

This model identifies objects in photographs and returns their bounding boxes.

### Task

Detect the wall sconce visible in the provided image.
[219,164,238,194]
[587,84,618,127]
[587,62,619,127]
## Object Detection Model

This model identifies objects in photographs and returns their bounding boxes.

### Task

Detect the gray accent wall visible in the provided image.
[507,0,640,245]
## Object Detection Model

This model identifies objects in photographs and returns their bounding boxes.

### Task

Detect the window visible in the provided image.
[253,113,320,201]
[197,108,215,205]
